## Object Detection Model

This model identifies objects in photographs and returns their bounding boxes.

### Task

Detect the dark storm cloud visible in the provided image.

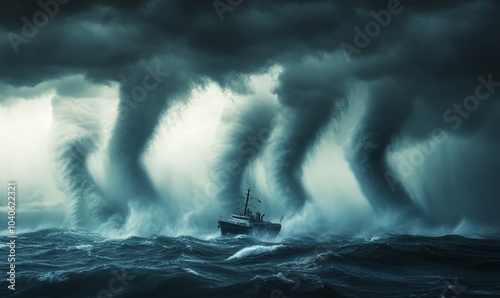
[2,0,382,89]
[2,0,498,88]
[2,0,500,226]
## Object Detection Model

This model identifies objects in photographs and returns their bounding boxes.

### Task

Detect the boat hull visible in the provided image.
[218,220,281,237]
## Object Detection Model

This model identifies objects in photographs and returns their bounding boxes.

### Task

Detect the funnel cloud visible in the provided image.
[1,0,500,233]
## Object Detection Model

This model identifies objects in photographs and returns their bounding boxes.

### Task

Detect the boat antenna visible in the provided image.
[243,186,251,216]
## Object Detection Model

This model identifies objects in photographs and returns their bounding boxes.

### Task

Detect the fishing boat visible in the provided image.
[217,187,282,237]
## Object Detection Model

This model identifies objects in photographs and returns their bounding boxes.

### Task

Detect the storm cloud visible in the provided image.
[2,0,500,230]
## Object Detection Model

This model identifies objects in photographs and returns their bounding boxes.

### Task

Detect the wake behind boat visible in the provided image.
[218,187,282,237]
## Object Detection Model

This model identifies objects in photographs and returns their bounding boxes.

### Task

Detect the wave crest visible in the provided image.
[227,244,283,260]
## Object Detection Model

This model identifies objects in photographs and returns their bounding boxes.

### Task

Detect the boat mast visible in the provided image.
[243,187,251,216]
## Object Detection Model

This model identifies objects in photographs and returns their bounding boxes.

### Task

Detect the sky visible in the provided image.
[0,0,499,237]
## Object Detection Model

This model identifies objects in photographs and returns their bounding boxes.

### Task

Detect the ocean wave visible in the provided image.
[227,244,283,260]
[36,271,69,282]
[182,267,203,277]
[69,244,93,251]
[4,229,500,297]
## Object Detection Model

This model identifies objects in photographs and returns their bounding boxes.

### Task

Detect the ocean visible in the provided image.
[2,229,499,297]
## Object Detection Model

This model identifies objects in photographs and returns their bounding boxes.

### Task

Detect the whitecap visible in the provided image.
[274,272,295,284]
[37,271,68,282]
[182,267,203,277]
[74,244,92,250]
[227,245,283,260]
[234,234,251,239]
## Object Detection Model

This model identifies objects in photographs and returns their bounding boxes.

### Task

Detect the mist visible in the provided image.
[1,0,499,238]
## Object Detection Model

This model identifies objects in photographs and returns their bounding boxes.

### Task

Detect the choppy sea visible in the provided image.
[2,229,500,297]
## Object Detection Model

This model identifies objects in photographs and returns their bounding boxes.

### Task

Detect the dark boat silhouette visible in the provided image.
[217,187,282,237]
